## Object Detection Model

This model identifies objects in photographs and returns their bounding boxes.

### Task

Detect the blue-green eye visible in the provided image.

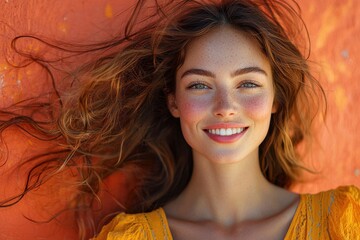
[240,82,258,88]
[188,83,210,89]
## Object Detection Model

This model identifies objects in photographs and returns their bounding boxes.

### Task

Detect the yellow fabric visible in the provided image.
[93,208,172,240]
[93,185,360,240]
[285,185,360,240]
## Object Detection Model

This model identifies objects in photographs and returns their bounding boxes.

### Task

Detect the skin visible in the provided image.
[165,26,299,240]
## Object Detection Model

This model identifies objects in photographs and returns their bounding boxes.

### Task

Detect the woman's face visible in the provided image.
[168,26,276,164]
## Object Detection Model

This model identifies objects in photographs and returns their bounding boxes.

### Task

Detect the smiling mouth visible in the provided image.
[206,128,246,136]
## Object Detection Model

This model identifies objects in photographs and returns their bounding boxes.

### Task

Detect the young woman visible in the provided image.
[88,0,359,239]
[1,0,359,239]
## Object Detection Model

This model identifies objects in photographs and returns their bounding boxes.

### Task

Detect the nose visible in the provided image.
[213,89,237,118]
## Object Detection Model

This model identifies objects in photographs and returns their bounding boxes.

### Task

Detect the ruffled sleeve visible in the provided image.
[285,185,360,240]
[92,208,172,240]
[92,212,151,240]
[327,185,360,239]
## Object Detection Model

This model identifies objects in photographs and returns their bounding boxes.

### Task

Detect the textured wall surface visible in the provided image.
[0,0,359,238]
[293,0,360,193]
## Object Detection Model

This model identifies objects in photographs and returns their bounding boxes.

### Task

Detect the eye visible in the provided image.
[187,82,210,90]
[239,81,259,88]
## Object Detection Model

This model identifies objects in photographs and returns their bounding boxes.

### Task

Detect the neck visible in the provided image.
[165,150,293,226]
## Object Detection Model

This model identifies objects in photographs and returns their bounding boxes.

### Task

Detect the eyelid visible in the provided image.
[186,81,211,89]
[239,80,261,88]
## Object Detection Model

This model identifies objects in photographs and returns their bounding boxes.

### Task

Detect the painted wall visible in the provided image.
[0,0,359,239]
[293,0,360,193]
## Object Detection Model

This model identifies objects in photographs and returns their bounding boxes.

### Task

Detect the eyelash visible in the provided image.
[239,81,259,88]
[187,82,210,90]
[186,81,260,90]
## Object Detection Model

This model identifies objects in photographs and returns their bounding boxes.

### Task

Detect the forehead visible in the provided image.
[177,26,271,78]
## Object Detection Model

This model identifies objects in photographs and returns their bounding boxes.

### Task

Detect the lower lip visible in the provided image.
[205,128,248,143]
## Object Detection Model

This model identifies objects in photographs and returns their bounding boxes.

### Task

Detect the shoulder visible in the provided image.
[92,208,172,240]
[316,185,360,221]
[326,185,360,237]
[308,185,359,210]
[286,185,360,240]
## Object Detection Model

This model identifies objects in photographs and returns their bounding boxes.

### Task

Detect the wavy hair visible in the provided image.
[0,0,325,238]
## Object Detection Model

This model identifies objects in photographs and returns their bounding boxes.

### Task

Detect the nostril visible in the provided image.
[215,110,236,118]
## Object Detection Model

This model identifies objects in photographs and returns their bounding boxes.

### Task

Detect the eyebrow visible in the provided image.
[180,66,268,79]
[231,67,268,78]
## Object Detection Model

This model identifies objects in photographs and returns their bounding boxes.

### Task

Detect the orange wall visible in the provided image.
[293,0,360,192]
[1,0,359,193]
[0,0,359,238]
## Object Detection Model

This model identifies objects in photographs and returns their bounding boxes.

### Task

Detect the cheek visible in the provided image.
[240,93,274,120]
[176,94,209,122]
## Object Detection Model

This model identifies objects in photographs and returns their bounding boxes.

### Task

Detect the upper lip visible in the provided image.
[204,123,248,130]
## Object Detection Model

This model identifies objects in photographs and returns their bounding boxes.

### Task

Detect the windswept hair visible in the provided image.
[0,0,325,238]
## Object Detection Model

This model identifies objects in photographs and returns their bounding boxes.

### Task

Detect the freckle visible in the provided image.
[242,94,265,109]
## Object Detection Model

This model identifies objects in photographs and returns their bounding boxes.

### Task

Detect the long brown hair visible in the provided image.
[1,0,325,238]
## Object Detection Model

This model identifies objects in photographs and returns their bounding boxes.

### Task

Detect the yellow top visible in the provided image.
[93,185,360,240]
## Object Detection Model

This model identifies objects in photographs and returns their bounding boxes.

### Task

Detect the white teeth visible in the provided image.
[208,128,244,136]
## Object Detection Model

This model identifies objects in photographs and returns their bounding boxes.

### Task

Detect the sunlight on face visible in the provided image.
[168,26,276,164]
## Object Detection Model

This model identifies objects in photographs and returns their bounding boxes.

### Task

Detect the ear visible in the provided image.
[167,94,180,118]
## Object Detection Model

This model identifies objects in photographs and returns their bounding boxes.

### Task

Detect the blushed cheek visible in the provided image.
[178,97,209,122]
[176,97,209,145]
[241,93,274,119]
